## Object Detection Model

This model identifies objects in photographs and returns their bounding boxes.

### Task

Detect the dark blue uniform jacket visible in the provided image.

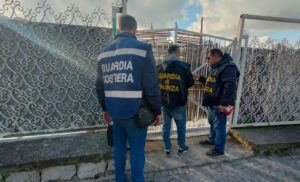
[96,32,161,119]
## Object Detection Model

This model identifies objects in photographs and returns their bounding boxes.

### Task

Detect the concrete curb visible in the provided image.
[229,126,300,154]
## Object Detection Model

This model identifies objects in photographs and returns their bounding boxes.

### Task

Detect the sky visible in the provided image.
[2,0,300,42]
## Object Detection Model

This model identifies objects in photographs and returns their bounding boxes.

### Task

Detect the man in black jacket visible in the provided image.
[157,45,194,156]
[195,48,239,157]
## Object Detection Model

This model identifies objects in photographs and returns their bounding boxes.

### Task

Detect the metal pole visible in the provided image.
[234,16,245,66]
[230,15,246,128]
[138,28,234,42]
[241,14,300,24]
[192,62,208,74]
[122,0,127,15]
[200,16,203,34]
[151,23,154,45]
[199,16,203,46]
[174,22,178,44]
[232,35,249,128]
[231,37,238,67]
[112,6,117,38]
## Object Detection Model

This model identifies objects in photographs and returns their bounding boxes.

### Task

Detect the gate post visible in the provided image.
[112,0,128,38]
[232,35,249,128]
[122,0,127,15]
[234,15,245,68]
[231,37,237,62]
[112,6,117,38]
[174,22,178,44]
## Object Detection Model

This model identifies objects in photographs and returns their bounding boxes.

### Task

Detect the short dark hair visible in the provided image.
[209,48,223,57]
[118,15,137,31]
[168,45,180,54]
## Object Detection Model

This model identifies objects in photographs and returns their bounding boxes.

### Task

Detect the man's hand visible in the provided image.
[193,74,200,81]
[218,105,234,116]
[153,115,161,126]
[217,105,227,113]
[103,111,112,124]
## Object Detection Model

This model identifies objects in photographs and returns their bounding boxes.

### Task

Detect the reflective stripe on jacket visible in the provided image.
[96,32,161,119]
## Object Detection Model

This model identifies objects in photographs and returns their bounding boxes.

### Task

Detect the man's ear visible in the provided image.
[132,29,137,36]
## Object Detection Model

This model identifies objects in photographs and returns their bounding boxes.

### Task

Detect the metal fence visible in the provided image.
[235,38,300,127]
[0,0,115,135]
[4,2,296,136]
[232,14,300,127]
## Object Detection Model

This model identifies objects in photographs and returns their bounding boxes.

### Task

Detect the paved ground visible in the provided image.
[142,154,300,182]
[97,139,300,182]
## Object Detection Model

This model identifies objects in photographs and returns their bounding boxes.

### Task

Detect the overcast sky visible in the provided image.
[3,0,300,41]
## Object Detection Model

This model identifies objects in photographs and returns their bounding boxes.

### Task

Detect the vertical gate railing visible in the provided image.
[0,0,119,135]
[137,27,235,133]
[232,14,300,128]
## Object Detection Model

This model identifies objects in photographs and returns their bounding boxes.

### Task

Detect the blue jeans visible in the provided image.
[208,107,216,144]
[208,107,227,153]
[162,106,187,151]
[113,118,147,182]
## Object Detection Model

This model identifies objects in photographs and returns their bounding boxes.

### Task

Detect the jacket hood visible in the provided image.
[162,55,180,68]
[165,55,180,62]
[161,55,190,71]
[212,53,233,68]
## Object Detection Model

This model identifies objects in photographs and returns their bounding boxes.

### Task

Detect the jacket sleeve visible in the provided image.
[95,62,106,111]
[186,65,195,88]
[220,65,239,106]
[142,45,162,116]
[199,76,207,84]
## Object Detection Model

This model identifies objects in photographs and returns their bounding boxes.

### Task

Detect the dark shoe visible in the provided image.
[165,150,171,157]
[199,140,214,146]
[178,146,189,155]
[205,149,224,157]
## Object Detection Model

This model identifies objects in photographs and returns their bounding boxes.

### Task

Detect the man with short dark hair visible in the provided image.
[195,48,239,157]
[96,15,161,181]
[157,45,194,156]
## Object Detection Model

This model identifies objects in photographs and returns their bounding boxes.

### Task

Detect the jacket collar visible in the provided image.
[165,55,179,61]
[211,53,232,68]
[115,32,137,39]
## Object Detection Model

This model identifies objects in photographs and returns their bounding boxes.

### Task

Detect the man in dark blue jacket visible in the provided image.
[95,15,161,182]
[157,45,194,156]
[195,48,239,157]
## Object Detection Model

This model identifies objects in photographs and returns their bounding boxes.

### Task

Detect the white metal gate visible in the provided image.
[232,14,300,128]
[0,0,118,135]
[137,26,236,132]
